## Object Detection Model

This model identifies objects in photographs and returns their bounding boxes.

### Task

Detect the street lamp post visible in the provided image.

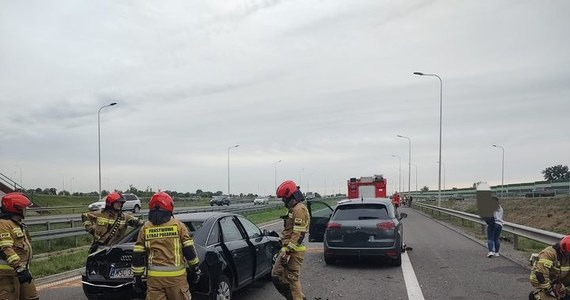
[397,135,412,198]
[227,144,239,199]
[392,154,402,192]
[412,163,418,195]
[98,102,117,200]
[437,161,446,192]
[414,71,443,206]
[274,160,282,194]
[14,165,22,188]
[492,144,505,197]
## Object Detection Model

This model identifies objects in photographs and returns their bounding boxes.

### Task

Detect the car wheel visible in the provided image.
[391,253,402,266]
[133,205,140,213]
[215,275,232,300]
[324,255,336,265]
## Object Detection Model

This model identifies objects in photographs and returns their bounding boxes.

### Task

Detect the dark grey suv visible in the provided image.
[308,198,407,266]
[210,195,230,206]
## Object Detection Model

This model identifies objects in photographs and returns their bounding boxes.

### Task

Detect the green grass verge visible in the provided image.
[30,250,87,278]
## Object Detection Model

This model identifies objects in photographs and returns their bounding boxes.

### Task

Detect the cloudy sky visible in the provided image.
[1,0,569,197]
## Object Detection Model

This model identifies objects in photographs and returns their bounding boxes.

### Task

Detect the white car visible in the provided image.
[253,198,269,205]
[87,193,142,213]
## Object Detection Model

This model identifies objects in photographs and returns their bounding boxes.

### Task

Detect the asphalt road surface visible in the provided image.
[38,207,531,300]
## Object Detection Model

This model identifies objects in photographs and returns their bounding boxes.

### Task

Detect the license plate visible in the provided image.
[109,267,133,279]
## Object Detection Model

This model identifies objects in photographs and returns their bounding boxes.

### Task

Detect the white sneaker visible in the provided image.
[487,252,494,258]
[494,252,500,257]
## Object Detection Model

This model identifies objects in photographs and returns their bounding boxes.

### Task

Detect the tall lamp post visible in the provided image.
[492,144,505,197]
[227,144,239,199]
[274,160,282,194]
[392,154,402,193]
[397,135,412,197]
[98,102,117,200]
[414,71,443,206]
[14,165,22,188]
[437,161,446,191]
[412,163,418,195]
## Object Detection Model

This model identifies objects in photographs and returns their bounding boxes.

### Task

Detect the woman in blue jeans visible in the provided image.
[487,197,504,257]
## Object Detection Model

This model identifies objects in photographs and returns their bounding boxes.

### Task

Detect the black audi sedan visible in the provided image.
[82,212,281,300]
[307,198,407,266]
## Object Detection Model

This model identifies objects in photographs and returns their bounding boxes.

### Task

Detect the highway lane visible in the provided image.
[38,206,532,299]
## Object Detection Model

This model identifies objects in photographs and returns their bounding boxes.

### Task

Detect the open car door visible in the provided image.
[307,200,334,242]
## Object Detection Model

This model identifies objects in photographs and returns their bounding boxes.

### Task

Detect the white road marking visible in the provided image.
[401,252,425,300]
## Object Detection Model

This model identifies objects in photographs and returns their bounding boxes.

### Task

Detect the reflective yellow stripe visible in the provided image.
[132,266,145,275]
[133,245,145,252]
[146,241,152,265]
[292,226,307,232]
[0,240,14,247]
[6,254,19,264]
[147,268,186,277]
[561,266,570,271]
[97,218,109,225]
[0,264,13,270]
[174,238,180,267]
[183,240,194,247]
[539,258,553,268]
[287,242,306,252]
[187,257,199,267]
[83,221,91,226]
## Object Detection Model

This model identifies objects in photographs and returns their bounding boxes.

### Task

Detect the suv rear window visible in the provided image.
[332,204,390,220]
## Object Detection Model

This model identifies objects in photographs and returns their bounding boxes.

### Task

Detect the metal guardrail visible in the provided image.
[414,202,565,249]
[29,203,282,243]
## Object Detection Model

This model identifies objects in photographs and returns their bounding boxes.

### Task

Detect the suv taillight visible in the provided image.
[377,221,395,230]
[326,222,342,230]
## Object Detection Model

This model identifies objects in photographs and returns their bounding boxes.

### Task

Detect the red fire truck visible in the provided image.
[347,175,387,199]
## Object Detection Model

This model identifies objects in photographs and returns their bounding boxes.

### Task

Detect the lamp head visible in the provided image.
[413,72,424,76]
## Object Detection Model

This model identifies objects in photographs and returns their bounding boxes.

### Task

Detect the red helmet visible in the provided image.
[560,236,570,253]
[277,180,298,199]
[105,192,125,208]
[149,192,174,212]
[1,192,32,215]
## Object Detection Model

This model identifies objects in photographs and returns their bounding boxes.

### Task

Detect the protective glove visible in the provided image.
[16,267,33,284]
[187,266,202,285]
[280,252,291,267]
[554,283,566,298]
[132,275,145,294]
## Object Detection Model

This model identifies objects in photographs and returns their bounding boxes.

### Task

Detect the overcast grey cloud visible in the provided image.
[1,0,569,197]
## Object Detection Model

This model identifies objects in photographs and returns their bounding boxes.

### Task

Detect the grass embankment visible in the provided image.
[29,204,288,278]
[426,195,570,252]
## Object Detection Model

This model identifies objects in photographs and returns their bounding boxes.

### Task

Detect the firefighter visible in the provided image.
[392,192,400,208]
[271,180,310,300]
[131,192,201,300]
[529,235,570,300]
[81,192,143,252]
[0,192,38,300]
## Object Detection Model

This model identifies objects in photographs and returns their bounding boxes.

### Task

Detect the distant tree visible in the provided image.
[35,188,42,194]
[315,192,322,198]
[542,165,570,181]
[452,187,457,190]
[421,186,429,192]
[214,191,223,196]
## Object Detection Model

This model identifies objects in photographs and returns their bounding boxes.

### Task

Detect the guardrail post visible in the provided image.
[47,221,51,251]
[513,234,519,250]
[70,220,77,247]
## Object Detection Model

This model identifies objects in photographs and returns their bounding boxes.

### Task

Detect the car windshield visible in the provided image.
[332,204,390,221]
